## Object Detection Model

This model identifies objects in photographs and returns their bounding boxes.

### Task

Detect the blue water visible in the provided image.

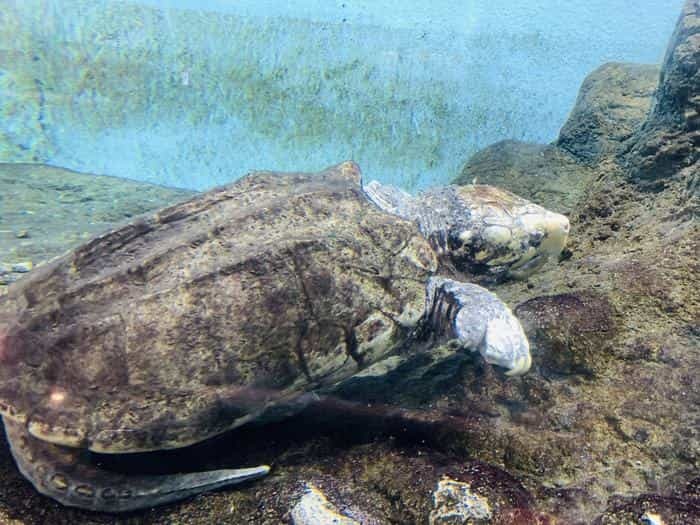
[0,0,684,191]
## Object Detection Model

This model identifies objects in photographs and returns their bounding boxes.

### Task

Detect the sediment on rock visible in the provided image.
[454,140,591,214]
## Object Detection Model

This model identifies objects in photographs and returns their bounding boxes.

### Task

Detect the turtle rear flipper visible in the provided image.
[3,417,269,512]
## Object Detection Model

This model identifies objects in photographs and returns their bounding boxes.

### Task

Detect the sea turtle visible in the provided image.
[0,161,569,512]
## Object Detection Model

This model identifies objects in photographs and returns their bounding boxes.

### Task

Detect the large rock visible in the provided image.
[557,62,659,163]
[622,0,700,187]
[444,4,699,524]
[515,292,618,377]
[0,163,194,292]
[454,63,659,215]
[454,140,592,214]
[595,489,700,525]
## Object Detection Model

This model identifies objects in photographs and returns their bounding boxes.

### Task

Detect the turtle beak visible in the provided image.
[509,211,570,279]
[480,316,532,376]
[539,211,570,257]
[505,350,532,376]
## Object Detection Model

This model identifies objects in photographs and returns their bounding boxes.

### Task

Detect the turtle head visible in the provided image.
[505,204,570,278]
[423,185,570,280]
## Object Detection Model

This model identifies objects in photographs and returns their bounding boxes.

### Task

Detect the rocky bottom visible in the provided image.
[0,157,697,525]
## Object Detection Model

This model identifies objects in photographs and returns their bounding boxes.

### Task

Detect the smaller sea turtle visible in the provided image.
[0,162,569,511]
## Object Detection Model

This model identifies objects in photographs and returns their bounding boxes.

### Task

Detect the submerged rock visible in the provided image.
[622,0,700,189]
[455,61,659,215]
[291,485,360,525]
[429,477,492,525]
[454,140,591,214]
[448,4,698,523]
[557,62,659,163]
[0,163,194,294]
[515,292,617,376]
[595,493,700,525]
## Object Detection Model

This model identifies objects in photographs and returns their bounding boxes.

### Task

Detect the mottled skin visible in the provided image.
[363,180,570,280]
[0,161,569,511]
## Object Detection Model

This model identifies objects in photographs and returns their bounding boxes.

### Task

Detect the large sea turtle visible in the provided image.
[0,162,569,512]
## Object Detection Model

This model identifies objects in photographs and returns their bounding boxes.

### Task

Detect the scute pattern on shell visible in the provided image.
[0,162,435,453]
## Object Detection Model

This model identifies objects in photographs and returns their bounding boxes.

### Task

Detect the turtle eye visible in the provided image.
[457,229,473,247]
[529,230,545,247]
[448,232,463,250]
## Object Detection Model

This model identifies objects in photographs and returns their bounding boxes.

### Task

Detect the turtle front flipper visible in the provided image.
[426,277,531,376]
[3,416,269,512]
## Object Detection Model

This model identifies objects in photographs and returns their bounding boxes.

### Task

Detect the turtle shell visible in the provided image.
[0,162,437,453]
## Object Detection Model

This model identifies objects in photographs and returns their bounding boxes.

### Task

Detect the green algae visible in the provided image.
[0,0,561,190]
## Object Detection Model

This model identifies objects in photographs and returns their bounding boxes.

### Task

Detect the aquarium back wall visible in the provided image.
[0,0,683,190]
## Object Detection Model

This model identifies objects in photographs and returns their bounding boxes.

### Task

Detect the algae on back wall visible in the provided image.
[1,0,671,191]
[1,6,470,189]
[0,2,452,188]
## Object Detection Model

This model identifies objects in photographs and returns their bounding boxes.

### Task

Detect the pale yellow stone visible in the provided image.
[429,477,492,525]
[291,485,360,525]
